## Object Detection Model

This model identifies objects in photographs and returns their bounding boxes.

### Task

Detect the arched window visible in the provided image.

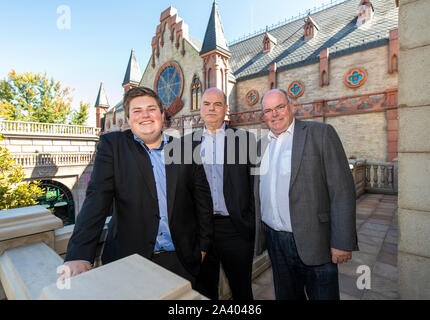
[191,76,201,111]
[207,68,212,88]
[263,37,270,52]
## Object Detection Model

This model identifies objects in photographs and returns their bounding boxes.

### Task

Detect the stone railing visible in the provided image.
[348,159,366,198]
[0,206,205,300]
[365,160,398,195]
[10,152,96,168]
[0,120,100,137]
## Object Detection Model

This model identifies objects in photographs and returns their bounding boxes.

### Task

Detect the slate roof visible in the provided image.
[122,49,142,86]
[200,0,231,57]
[229,0,398,81]
[94,82,109,108]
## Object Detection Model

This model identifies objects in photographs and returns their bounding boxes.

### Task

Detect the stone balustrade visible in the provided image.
[0,120,100,138]
[348,158,366,198]
[10,152,96,168]
[0,206,206,300]
[365,160,398,194]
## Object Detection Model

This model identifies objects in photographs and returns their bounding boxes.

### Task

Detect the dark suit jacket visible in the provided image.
[190,125,256,243]
[65,129,214,277]
[255,119,358,265]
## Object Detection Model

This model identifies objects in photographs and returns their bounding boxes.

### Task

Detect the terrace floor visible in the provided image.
[252,193,399,300]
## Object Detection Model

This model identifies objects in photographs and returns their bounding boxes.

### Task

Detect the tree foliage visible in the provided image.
[0,135,44,210]
[69,102,89,126]
[0,69,89,125]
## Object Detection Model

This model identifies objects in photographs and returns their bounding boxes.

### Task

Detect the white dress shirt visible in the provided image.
[260,118,295,232]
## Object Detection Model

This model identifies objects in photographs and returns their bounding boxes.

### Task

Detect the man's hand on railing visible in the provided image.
[57,260,92,282]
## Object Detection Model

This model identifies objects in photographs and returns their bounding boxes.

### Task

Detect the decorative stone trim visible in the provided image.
[344,68,368,88]
[169,89,398,128]
[287,81,305,99]
[245,90,259,107]
[389,29,398,74]
[319,48,330,87]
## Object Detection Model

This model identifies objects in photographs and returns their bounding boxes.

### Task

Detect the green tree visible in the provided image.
[69,102,89,126]
[0,135,44,210]
[0,69,89,125]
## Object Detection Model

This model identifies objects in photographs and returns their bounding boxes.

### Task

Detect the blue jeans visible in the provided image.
[266,226,340,300]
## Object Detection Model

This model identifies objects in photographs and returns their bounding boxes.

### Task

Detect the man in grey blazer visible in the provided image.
[255,89,358,300]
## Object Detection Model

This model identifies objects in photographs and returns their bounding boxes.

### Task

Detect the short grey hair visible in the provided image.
[261,89,290,108]
[202,87,227,105]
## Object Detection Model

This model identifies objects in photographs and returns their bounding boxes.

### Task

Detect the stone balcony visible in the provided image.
[0,205,270,300]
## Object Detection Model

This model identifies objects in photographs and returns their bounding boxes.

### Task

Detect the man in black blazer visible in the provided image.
[193,87,256,300]
[58,87,213,286]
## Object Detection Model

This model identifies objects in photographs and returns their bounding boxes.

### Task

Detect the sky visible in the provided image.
[0,0,344,126]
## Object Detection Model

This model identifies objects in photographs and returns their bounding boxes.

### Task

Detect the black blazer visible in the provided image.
[65,130,214,277]
[190,125,256,242]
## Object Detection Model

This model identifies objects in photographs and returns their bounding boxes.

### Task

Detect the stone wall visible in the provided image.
[326,112,388,162]
[235,45,398,113]
[397,0,430,299]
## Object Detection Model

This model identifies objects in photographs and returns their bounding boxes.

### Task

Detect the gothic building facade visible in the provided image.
[95,0,399,162]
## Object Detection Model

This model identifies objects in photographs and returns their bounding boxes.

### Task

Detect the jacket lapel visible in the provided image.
[125,131,157,200]
[290,119,307,188]
[223,125,233,187]
[164,135,178,222]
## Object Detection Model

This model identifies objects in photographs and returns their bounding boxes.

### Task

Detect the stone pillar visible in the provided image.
[398,0,430,299]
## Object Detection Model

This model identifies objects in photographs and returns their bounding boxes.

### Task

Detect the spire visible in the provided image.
[122,49,142,86]
[94,82,109,108]
[200,0,230,57]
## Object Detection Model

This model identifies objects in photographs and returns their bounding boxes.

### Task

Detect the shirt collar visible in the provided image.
[268,118,295,141]
[133,133,167,152]
[203,122,226,137]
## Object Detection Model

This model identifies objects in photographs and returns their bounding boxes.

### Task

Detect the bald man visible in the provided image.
[254,89,358,300]
[192,87,256,300]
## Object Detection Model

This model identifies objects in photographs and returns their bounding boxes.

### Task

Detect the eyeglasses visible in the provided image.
[262,104,287,116]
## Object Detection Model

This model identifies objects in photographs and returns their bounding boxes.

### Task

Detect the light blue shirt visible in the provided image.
[201,123,230,216]
[259,119,295,232]
[134,134,175,252]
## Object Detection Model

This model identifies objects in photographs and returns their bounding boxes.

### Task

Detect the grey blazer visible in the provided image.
[254,119,358,266]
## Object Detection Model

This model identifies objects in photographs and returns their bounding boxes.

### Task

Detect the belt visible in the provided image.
[153,250,174,255]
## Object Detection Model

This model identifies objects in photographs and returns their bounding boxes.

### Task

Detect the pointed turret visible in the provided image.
[200,1,231,98]
[122,49,142,92]
[94,82,110,130]
[200,0,230,57]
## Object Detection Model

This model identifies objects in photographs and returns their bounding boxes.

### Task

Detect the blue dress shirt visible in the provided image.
[134,134,175,252]
[200,123,230,216]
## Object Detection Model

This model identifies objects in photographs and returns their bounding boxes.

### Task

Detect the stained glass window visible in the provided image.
[287,81,305,99]
[157,65,182,106]
[191,76,201,110]
[344,68,367,88]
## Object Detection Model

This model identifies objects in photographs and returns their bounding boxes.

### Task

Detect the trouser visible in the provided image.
[151,251,196,288]
[266,226,340,300]
[195,216,254,300]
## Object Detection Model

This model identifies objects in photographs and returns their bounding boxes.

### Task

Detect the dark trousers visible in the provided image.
[195,217,254,300]
[266,226,340,300]
[151,251,196,288]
